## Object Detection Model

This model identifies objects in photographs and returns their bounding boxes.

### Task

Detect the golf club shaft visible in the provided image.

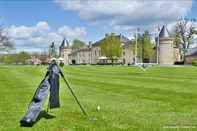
[59,71,88,116]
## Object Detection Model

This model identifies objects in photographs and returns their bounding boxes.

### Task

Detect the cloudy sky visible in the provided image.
[0,0,196,52]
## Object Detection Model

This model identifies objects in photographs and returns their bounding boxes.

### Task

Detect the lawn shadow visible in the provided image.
[20,110,55,127]
[35,110,55,122]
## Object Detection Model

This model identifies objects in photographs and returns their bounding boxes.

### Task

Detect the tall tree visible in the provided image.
[0,26,14,52]
[130,31,154,63]
[129,34,143,62]
[142,31,155,61]
[71,39,85,49]
[173,18,197,62]
[101,33,122,65]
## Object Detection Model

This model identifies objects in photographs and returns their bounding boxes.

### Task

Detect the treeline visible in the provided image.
[0,51,48,65]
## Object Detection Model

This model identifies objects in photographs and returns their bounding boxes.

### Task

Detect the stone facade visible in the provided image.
[158,25,175,65]
[59,39,72,65]
[61,48,72,65]
[90,45,101,64]
[68,47,91,64]
[174,47,181,62]
[159,38,174,65]
[60,34,134,65]
[58,27,183,65]
[122,43,134,65]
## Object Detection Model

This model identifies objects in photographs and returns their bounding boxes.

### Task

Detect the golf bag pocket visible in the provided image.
[20,76,50,126]
[33,78,50,102]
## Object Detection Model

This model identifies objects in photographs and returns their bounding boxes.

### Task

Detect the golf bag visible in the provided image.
[20,62,60,126]
[20,62,87,127]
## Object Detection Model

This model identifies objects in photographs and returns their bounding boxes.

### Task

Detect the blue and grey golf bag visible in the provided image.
[20,62,60,126]
[20,61,87,127]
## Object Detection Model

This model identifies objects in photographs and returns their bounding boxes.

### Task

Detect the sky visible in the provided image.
[0,0,196,52]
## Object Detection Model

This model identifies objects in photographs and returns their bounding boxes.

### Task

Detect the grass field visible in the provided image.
[0,65,197,131]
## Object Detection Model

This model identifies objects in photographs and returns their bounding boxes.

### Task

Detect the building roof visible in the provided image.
[92,34,130,47]
[66,39,70,47]
[59,39,65,49]
[59,38,70,49]
[69,46,91,55]
[50,42,55,48]
[159,25,170,38]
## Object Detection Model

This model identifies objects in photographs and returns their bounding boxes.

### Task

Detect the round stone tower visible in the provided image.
[158,25,174,65]
[59,39,71,65]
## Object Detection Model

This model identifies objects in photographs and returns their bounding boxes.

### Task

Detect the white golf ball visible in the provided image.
[97,105,100,111]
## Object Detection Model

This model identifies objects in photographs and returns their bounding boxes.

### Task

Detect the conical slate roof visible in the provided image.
[66,39,70,47]
[59,39,65,49]
[50,42,55,48]
[159,25,170,38]
[59,38,70,49]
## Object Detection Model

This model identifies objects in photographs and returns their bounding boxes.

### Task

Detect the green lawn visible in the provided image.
[0,65,197,131]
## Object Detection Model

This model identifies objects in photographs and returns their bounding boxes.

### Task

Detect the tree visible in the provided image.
[130,31,155,63]
[101,33,122,65]
[0,26,14,52]
[71,39,85,49]
[16,51,30,64]
[2,55,14,64]
[142,31,155,61]
[129,34,143,62]
[0,55,3,63]
[173,18,197,63]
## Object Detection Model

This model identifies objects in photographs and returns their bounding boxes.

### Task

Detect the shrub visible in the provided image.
[192,60,197,66]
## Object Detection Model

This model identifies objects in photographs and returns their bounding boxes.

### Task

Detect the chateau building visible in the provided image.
[60,33,134,65]
[68,46,91,64]
[55,25,185,65]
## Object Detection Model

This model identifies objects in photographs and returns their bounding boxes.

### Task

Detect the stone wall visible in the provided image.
[122,48,134,65]
[91,46,101,64]
[61,48,72,65]
[159,38,174,65]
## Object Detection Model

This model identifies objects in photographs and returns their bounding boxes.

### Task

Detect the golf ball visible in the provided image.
[97,105,100,111]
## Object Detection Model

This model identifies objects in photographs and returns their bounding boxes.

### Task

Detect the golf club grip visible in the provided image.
[59,70,88,116]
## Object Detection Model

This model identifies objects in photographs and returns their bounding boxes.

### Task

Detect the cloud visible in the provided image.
[36,21,50,32]
[58,26,87,39]
[55,0,192,28]
[4,21,87,52]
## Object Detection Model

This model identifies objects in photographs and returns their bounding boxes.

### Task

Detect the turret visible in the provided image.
[158,25,174,65]
[59,38,71,65]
